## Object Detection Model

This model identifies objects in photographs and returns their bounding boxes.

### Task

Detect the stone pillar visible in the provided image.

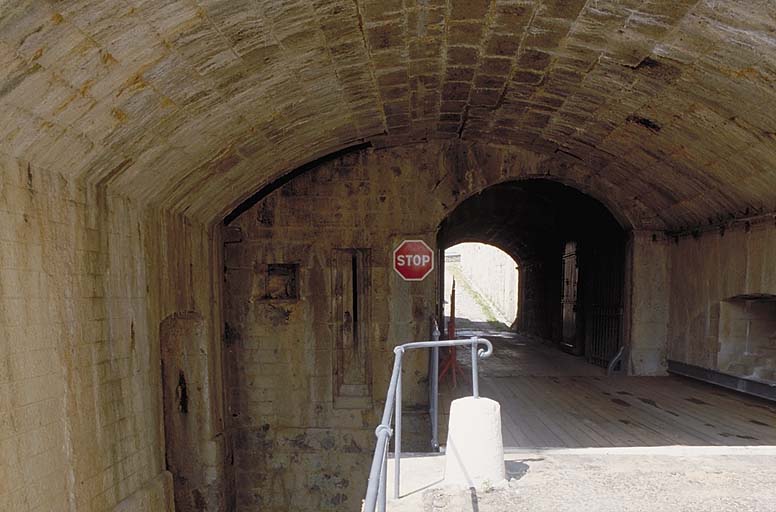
[160,312,226,511]
[627,231,670,375]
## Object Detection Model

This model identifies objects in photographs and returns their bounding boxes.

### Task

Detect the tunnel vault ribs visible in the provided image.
[3,1,776,512]
[0,1,772,228]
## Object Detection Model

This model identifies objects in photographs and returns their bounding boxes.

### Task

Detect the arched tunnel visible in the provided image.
[438,179,626,358]
[2,1,776,511]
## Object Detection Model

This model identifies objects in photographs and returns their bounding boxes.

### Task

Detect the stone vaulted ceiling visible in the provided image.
[438,180,623,262]
[1,0,775,229]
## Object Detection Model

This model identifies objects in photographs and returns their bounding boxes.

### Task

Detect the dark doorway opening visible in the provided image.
[437,179,626,369]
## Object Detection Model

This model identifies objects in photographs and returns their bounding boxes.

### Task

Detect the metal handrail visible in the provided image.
[607,345,626,375]
[362,332,493,512]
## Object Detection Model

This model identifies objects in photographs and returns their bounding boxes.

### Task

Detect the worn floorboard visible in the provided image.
[438,331,776,449]
[485,375,776,448]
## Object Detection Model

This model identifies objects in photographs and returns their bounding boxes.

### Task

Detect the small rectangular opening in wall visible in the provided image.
[718,295,776,383]
[267,263,299,300]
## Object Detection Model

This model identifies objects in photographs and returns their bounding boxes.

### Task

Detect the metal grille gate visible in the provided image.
[583,243,624,368]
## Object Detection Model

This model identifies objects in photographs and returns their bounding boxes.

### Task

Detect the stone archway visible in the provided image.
[437,178,627,367]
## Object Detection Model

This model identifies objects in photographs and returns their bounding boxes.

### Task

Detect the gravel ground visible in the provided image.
[388,448,776,511]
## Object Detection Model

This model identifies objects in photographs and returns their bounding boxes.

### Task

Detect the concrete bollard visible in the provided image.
[444,396,506,488]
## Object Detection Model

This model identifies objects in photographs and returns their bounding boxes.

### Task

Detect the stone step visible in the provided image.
[740,355,776,368]
[727,362,754,376]
[757,346,776,357]
[752,366,776,382]
[725,356,776,382]
[738,351,774,362]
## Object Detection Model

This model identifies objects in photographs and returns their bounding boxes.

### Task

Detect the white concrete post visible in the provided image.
[444,397,505,488]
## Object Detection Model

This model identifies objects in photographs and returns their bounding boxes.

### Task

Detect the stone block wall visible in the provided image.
[0,151,222,511]
[1,155,76,509]
[221,140,646,510]
[717,299,776,377]
[0,153,166,510]
[452,242,519,324]
[223,150,440,511]
[628,231,670,375]
[667,221,776,376]
[2,136,696,511]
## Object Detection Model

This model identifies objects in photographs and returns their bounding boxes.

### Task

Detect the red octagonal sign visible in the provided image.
[393,240,434,281]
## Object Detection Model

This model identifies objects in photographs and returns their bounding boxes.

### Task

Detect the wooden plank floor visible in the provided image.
[438,330,776,448]
[481,375,776,448]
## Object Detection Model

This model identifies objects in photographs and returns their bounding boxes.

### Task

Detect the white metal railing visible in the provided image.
[362,325,493,512]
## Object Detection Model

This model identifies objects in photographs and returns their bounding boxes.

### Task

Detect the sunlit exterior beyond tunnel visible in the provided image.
[2,1,776,511]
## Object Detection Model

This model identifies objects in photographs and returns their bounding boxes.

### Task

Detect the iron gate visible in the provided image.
[583,242,624,367]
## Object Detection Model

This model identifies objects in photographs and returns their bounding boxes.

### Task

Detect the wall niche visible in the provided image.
[251,263,299,301]
[717,294,776,383]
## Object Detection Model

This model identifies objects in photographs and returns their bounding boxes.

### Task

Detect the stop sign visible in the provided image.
[393,240,434,281]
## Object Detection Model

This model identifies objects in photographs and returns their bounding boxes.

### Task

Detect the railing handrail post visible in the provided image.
[377,441,387,512]
[394,355,402,499]
[362,336,493,512]
[430,318,440,451]
[471,336,479,398]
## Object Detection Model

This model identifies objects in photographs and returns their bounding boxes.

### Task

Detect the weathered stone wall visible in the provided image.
[3,0,773,236]
[1,1,774,508]
[667,221,776,374]
[0,153,165,510]
[628,231,670,375]
[222,141,640,510]
[0,151,223,511]
[1,156,74,510]
[145,206,229,512]
[453,243,518,324]
[223,151,440,511]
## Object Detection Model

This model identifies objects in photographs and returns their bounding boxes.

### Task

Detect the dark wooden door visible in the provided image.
[561,242,581,354]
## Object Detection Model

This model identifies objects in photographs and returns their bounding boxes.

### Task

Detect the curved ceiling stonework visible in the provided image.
[1,1,774,229]
[438,179,624,263]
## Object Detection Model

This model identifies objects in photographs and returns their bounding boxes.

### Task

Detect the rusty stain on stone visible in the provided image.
[212,152,241,174]
[78,80,94,96]
[721,66,764,80]
[111,108,128,122]
[100,50,117,65]
[116,73,148,97]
